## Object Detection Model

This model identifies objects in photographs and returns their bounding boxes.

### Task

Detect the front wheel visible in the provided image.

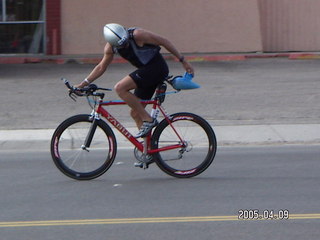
[151,112,217,178]
[50,114,117,180]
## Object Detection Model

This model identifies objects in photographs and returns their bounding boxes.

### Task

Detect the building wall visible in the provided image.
[60,0,263,54]
[58,0,320,55]
[258,0,320,52]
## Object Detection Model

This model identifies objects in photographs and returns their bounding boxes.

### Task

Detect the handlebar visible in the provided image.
[61,78,111,101]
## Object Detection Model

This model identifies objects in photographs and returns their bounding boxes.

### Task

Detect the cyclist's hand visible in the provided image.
[74,82,85,89]
[182,60,194,75]
[67,83,83,97]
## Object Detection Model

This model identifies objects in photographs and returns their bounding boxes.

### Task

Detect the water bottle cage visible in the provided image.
[155,83,167,103]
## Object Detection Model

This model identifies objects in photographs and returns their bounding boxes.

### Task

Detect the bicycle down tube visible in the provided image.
[95,99,186,154]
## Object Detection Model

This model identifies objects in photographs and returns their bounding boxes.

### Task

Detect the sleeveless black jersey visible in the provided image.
[115,28,161,68]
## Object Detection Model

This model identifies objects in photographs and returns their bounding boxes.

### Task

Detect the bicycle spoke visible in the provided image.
[51,115,117,180]
[152,112,216,178]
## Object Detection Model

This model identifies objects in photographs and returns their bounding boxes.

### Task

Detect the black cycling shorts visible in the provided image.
[129,54,169,100]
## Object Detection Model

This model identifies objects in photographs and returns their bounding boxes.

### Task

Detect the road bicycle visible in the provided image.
[50,77,217,180]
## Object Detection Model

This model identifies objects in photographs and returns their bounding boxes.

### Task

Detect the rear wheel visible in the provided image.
[50,114,117,180]
[151,112,217,178]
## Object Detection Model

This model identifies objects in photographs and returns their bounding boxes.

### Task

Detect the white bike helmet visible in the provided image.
[103,23,129,47]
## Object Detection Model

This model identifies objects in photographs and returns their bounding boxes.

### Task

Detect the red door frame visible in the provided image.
[46,0,61,55]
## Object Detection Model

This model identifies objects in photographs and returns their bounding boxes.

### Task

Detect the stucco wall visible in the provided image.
[61,0,263,54]
[259,0,320,52]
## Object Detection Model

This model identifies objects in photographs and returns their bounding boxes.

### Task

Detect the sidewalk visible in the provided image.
[1,123,319,151]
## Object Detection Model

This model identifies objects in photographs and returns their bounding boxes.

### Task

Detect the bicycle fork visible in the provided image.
[81,113,99,152]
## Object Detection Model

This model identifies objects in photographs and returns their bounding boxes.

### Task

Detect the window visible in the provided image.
[0,2,3,21]
[0,0,45,54]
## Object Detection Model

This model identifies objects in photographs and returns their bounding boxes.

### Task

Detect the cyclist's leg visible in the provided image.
[114,75,153,124]
[130,103,148,129]
[131,86,157,128]
[117,57,168,136]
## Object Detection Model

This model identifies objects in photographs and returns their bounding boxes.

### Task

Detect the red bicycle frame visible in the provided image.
[95,98,185,155]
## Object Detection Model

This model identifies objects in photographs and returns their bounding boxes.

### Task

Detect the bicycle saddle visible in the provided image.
[170,72,200,90]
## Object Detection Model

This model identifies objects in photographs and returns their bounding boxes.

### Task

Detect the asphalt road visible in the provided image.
[1,57,320,240]
[0,145,319,239]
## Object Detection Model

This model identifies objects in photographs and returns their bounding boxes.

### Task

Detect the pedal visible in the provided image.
[134,144,154,169]
[134,161,149,169]
[134,161,143,168]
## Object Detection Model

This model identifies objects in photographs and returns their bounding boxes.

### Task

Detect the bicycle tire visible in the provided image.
[50,114,117,180]
[151,112,217,178]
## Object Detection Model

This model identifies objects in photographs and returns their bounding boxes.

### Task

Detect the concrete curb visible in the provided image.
[1,124,319,151]
[1,52,320,64]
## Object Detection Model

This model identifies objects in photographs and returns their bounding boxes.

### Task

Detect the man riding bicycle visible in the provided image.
[75,23,194,138]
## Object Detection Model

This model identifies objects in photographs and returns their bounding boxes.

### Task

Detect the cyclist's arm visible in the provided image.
[134,29,194,75]
[76,43,114,88]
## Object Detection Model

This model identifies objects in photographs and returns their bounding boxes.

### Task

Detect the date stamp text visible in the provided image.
[238,209,289,220]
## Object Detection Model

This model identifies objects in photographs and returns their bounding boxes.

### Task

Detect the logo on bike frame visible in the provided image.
[106,114,132,139]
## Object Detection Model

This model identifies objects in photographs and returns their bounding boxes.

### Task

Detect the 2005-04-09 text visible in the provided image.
[238,209,289,220]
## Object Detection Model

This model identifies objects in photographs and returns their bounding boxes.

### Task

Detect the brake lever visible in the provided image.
[68,91,78,101]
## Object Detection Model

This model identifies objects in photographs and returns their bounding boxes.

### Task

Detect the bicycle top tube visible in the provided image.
[62,77,180,104]
[98,99,156,106]
[87,90,179,106]
[89,97,180,106]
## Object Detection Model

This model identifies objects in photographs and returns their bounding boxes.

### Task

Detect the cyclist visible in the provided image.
[76,23,194,138]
